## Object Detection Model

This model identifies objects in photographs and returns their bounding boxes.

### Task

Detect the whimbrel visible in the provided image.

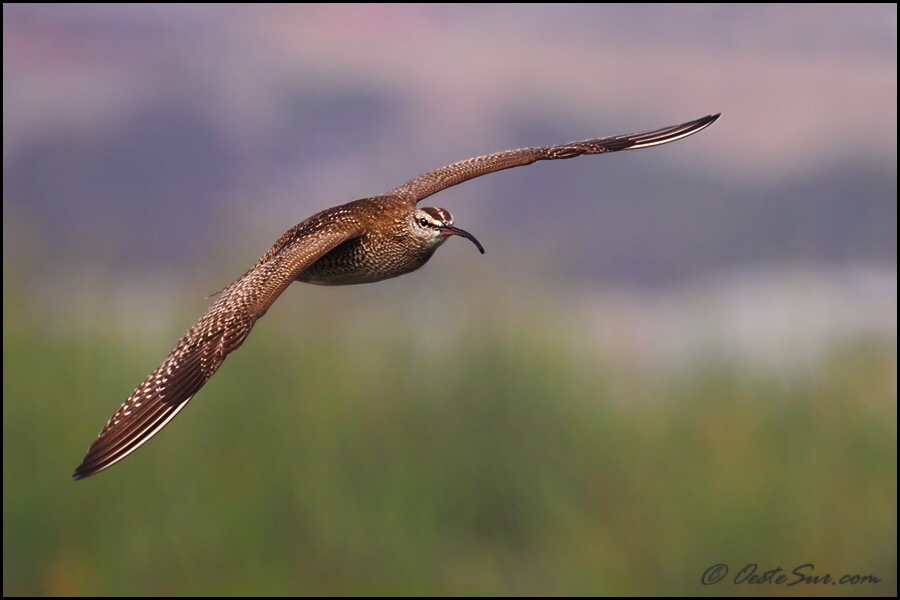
[73,113,720,480]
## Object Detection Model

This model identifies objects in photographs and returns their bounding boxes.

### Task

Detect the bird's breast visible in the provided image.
[295,233,438,286]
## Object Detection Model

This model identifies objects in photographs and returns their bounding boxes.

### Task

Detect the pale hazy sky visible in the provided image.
[3,4,895,359]
[5,4,896,182]
[3,4,896,286]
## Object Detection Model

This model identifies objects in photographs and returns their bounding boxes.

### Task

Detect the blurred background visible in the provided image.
[3,4,896,595]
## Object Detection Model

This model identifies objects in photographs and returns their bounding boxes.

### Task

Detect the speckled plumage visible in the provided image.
[73,113,720,480]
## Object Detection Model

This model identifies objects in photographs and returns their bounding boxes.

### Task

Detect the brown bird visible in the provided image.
[73,113,720,480]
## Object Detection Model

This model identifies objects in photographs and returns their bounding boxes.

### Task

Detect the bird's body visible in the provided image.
[73,113,720,480]
[286,200,463,286]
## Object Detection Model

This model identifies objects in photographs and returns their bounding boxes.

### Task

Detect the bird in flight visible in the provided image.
[73,113,720,480]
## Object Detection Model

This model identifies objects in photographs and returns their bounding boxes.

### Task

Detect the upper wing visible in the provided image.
[73,226,361,480]
[387,114,720,206]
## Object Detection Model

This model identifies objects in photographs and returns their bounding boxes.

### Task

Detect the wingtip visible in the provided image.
[72,458,96,481]
[689,113,721,134]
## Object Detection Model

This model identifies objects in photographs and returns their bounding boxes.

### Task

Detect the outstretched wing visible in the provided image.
[73,226,361,480]
[387,114,720,206]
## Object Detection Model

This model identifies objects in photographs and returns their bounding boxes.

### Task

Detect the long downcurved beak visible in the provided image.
[439,224,485,254]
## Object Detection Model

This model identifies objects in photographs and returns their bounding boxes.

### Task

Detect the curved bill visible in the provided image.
[439,225,485,254]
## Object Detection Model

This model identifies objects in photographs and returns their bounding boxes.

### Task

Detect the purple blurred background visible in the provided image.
[4,4,896,364]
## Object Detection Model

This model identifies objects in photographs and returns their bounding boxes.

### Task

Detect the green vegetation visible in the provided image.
[3,286,896,595]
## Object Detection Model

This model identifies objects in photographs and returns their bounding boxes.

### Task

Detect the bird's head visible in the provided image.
[409,207,484,254]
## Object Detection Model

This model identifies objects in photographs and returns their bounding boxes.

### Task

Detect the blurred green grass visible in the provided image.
[3,284,896,595]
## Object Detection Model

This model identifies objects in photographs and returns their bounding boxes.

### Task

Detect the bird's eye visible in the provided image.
[418,217,429,228]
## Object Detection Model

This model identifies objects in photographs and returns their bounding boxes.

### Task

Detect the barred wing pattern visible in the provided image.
[73,228,361,480]
[388,114,720,205]
[73,113,719,480]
